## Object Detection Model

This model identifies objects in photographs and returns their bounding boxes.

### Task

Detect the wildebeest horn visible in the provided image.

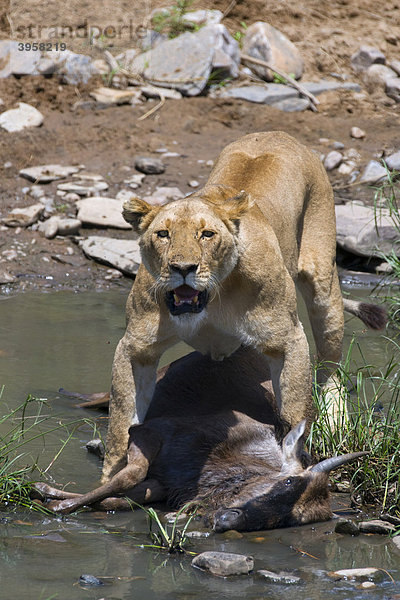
[310,451,369,473]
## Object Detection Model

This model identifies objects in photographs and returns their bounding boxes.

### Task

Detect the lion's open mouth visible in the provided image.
[166,284,208,315]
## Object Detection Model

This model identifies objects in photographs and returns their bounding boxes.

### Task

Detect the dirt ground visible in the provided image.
[0,0,399,292]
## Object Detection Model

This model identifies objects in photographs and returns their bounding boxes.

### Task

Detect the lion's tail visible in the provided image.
[343,298,387,330]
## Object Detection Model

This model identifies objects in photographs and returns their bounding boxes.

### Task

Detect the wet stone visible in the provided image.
[334,518,360,536]
[328,567,384,582]
[134,156,165,175]
[79,574,104,587]
[359,519,396,534]
[192,551,254,577]
[85,439,105,460]
[258,570,301,584]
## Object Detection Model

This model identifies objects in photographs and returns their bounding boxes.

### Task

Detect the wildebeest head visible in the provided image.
[213,420,366,532]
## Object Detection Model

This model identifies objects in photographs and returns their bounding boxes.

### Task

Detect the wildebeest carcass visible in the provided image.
[34,348,365,532]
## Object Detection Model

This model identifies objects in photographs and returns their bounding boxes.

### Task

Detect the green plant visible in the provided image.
[152,0,197,39]
[373,171,400,328]
[233,22,248,46]
[272,72,295,84]
[135,502,198,553]
[308,338,400,513]
[0,390,95,512]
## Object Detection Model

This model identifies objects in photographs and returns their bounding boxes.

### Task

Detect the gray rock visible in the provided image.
[303,81,361,94]
[131,25,239,96]
[385,150,400,171]
[72,172,104,182]
[57,181,109,196]
[137,31,168,53]
[145,186,184,204]
[2,203,44,227]
[0,103,44,132]
[222,84,297,104]
[242,21,303,81]
[359,160,388,184]
[324,150,343,171]
[37,58,57,75]
[351,46,386,73]
[389,59,400,76]
[333,141,345,150]
[6,42,42,75]
[39,216,82,238]
[29,186,46,199]
[52,50,98,85]
[186,531,211,538]
[334,518,360,536]
[79,236,141,276]
[135,156,165,175]
[363,64,398,91]
[76,197,131,229]
[386,77,400,102]
[115,48,140,70]
[328,567,384,582]
[271,97,310,112]
[122,174,146,190]
[192,551,254,577]
[116,189,136,202]
[19,164,81,183]
[85,439,105,460]
[257,570,301,584]
[183,9,223,26]
[335,201,400,257]
[359,519,396,534]
[90,87,142,105]
[338,161,356,176]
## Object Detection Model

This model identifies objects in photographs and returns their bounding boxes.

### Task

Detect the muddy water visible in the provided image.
[0,290,399,600]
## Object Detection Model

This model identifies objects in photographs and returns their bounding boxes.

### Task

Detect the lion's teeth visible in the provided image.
[174,294,179,304]
[193,295,198,303]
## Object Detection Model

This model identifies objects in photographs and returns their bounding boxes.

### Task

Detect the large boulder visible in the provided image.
[130,25,240,95]
[335,201,399,258]
[242,22,304,81]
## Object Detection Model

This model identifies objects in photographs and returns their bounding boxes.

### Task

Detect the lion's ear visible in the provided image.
[223,191,254,222]
[123,197,160,232]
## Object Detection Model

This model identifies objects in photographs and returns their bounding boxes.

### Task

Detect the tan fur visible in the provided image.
[103,131,345,482]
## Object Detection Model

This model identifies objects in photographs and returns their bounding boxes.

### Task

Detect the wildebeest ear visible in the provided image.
[223,190,254,222]
[123,197,160,232]
[281,419,306,473]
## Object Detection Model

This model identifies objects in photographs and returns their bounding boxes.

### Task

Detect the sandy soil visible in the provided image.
[0,0,399,292]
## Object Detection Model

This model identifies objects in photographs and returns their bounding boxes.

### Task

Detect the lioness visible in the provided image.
[103,131,384,481]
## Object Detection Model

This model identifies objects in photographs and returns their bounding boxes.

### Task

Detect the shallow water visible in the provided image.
[0,289,399,600]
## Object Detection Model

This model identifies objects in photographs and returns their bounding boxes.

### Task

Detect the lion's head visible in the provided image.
[123,187,253,317]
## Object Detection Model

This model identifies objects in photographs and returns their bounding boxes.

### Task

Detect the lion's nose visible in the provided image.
[170,263,198,278]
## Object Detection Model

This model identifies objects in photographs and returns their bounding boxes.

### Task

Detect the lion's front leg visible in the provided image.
[266,322,313,430]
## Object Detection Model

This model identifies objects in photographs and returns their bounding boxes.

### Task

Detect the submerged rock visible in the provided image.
[334,518,360,536]
[258,570,301,584]
[359,519,396,534]
[192,551,254,577]
[328,567,384,582]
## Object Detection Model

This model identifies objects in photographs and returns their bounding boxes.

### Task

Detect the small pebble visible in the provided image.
[351,126,366,139]
[4,161,12,168]
[189,180,199,188]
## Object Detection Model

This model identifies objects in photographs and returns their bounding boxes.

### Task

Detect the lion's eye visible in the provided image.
[156,230,169,238]
[285,478,292,486]
[201,230,215,238]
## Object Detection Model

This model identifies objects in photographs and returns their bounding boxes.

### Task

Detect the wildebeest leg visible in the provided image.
[92,479,167,511]
[31,483,82,501]
[45,427,162,514]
